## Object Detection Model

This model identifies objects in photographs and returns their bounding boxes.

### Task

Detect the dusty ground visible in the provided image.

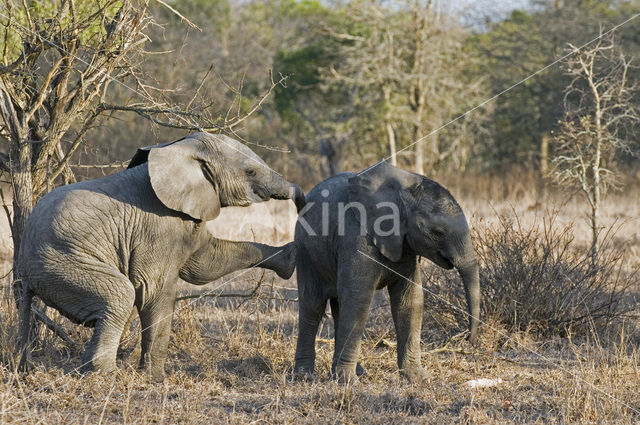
[1,176,639,424]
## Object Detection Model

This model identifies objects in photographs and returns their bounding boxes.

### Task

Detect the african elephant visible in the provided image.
[17,132,305,382]
[293,161,480,382]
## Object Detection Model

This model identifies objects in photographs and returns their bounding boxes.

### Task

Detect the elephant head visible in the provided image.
[128,132,306,221]
[348,161,480,344]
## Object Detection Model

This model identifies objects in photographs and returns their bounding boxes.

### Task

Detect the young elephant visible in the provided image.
[293,161,480,382]
[17,132,305,382]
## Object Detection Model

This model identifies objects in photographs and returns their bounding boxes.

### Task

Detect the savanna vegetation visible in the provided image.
[1,0,640,423]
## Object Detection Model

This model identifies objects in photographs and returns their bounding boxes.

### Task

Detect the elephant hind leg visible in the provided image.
[18,287,34,372]
[294,304,325,376]
[79,277,136,375]
[294,254,326,376]
[80,300,135,375]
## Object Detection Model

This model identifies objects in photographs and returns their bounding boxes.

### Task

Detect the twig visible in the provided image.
[176,276,264,302]
[0,266,13,280]
[71,160,130,169]
[176,291,261,301]
[185,63,214,111]
[32,307,78,349]
[423,345,532,366]
[0,185,12,230]
[153,0,200,31]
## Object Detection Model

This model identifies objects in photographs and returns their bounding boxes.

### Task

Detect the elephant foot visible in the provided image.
[292,367,317,382]
[18,354,30,374]
[331,364,360,384]
[273,242,297,280]
[399,365,427,383]
[467,332,479,346]
[79,363,118,379]
[79,354,117,376]
[139,366,165,384]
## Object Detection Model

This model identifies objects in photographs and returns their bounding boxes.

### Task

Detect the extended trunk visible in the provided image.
[457,260,480,345]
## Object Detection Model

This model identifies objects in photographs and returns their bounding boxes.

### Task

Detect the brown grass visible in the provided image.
[1,178,640,424]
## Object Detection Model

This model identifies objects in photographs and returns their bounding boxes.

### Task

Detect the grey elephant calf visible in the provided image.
[17,132,305,382]
[293,161,480,382]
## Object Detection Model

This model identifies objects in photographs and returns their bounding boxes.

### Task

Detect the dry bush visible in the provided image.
[423,210,639,339]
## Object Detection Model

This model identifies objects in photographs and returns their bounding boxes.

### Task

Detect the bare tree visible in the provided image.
[406,0,479,175]
[319,0,481,174]
[551,33,639,263]
[0,1,150,302]
[324,3,403,165]
[0,0,281,310]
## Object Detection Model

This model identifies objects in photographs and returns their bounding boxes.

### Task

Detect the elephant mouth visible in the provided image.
[252,185,272,202]
[432,252,454,270]
[271,193,290,201]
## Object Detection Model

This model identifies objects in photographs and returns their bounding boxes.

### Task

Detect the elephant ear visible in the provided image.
[128,140,183,169]
[348,161,421,262]
[146,140,220,222]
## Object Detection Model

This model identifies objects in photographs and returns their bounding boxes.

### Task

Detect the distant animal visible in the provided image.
[17,132,305,382]
[293,161,480,382]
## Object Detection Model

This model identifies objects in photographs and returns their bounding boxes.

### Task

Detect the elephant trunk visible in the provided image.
[289,184,307,213]
[269,175,306,213]
[455,249,480,345]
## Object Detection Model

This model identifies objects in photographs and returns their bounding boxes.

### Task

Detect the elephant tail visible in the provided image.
[17,286,33,372]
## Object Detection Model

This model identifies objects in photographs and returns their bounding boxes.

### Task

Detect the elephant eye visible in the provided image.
[245,168,256,177]
[432,228,445,238]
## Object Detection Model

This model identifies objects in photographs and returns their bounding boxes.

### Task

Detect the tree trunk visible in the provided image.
[540,133,549,176]
[412,101,426,175]
[386,122,397,166]
[414,136,424,175]
[382,85,398,166]
[590,200,599,265]
[10,140,34,308]
[539,133,550,200]
[590,139,601,265]
[383,86,397,166]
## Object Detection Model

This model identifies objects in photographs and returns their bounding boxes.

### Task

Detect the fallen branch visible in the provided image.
[176,273,264,302]
[176,290,261,301]
[71,161,130,169]
[32,308,78,350]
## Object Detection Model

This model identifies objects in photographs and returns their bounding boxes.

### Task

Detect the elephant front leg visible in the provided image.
[329,297,366,377]
[293,255,326,378]
[138,287,177,383]
[179,239,297,285]
[388,269,426,382]
[332,270,377,383]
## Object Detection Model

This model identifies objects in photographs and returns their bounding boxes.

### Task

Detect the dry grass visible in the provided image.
[1,177,640,424]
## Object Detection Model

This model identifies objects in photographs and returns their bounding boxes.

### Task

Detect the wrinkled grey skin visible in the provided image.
[293,161,480,382]
[17,132,305,382]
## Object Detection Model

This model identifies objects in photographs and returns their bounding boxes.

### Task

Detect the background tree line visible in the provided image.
[90,0,640,183]
[3,0,639,184]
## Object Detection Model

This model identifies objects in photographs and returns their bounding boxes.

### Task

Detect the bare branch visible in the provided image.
[0,185,12,230]
[153,0,200,31]
[24,56,64,124]
[71,161,130,170]
[223,71,286,131]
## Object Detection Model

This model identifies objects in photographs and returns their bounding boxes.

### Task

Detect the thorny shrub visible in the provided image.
[422,210,639,338]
